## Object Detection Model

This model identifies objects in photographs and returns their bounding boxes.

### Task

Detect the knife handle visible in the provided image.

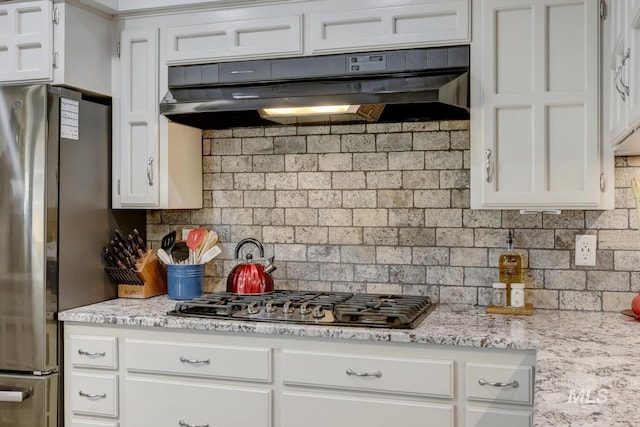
[133,228,146,252]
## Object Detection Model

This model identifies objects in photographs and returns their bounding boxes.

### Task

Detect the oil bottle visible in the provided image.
[498,230,522,306]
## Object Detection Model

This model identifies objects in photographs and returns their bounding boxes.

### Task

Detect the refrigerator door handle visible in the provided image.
[0,387,33,402]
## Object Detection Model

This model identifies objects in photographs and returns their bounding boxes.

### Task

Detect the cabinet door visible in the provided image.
[625,5,640,130]
[117,28,160,207]
[165,15,302,64]
[124,378,271,427]
[309,1,469,53]
[0,0,52,82]
[466,406,532,427]
[52,2,112,96]
[471,0,610,209]
[282,391,453,427]
[603,0,629,145]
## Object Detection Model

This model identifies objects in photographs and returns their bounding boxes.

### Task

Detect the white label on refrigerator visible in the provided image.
[60,98,79,140]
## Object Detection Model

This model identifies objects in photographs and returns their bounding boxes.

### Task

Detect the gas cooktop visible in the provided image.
[168,291,434,329]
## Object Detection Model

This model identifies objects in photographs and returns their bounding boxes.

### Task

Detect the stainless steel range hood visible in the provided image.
[160,46,469,129]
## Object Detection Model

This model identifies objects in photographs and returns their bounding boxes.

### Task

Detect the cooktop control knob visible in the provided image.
[247,302,260,315]
[312,305,325,319]
[299,301,310,315]
[265,300,277,313]
[283,301,294,316]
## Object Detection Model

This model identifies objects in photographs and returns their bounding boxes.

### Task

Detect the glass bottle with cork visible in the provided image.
[498,230,522,306]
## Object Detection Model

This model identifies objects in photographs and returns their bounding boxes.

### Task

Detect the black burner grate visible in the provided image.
[168,291,434,329]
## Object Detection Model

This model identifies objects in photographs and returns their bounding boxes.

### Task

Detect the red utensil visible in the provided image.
[186,228,207,264]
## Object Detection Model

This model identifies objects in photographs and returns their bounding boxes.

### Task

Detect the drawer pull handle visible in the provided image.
[346,368,382,378]
[478,378,519,388]
[179,420,209,427]
[78,349,106,357]
[179,356,210,365]
[78,391,107,399]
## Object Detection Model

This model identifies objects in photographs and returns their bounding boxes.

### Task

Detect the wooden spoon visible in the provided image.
[196,230,219,262]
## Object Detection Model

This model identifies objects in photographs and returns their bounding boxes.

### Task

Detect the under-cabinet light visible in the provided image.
[260,105,358,116]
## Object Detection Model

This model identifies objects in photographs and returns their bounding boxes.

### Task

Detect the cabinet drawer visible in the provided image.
[125,377,271,427]
[283,391,453,427]
[466,406,532,427]
[465,363,533,404]
[282,350,453,397]
[125,339,271,382]
[69,335,118,369]
[69,420,119,427]
[70,372,118,417]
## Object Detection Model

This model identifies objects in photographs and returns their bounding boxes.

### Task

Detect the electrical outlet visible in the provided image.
[575,235,597,266]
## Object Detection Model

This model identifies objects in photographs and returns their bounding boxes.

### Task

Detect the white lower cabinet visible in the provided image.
[64,323,535,427]
[125,378,271,427]
[282,350,453,397]
[465,406,532,427]
[69,421,119,427]
[282,391,454,427]
[69,373,119,418]
[64,333,120,426]
[465,363,533,405]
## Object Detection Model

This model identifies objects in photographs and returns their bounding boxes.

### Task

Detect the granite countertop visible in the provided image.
[59,296,640,427]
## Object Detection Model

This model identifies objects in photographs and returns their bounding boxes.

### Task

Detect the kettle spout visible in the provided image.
[264,256,277,274]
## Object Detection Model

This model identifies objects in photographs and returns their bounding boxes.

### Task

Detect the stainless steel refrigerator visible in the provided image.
[0,84,134,426]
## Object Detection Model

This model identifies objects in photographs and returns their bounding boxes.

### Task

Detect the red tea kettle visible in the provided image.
[226,238,276,294]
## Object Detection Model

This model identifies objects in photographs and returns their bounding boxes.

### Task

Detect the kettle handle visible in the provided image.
[234,238,265,260]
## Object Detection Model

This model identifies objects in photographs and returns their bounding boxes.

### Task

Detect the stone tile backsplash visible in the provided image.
[147,120,640,311]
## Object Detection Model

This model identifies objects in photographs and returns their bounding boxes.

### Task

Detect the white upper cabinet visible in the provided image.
[156,0,470,65]
[164,14,302,64]
[113,27,202,209]
[0,1,111,95]
[603,0,640,155]
[470,0,614,210]
[52,2,112,95]
[308,0,470,54]
[116,27,160,207]
[0,0,52,82]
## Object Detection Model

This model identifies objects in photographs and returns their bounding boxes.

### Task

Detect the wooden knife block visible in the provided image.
[117,250,167,299]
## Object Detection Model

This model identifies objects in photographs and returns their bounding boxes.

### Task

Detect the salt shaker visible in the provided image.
[511,283,525,307]
[491,282,507,307]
